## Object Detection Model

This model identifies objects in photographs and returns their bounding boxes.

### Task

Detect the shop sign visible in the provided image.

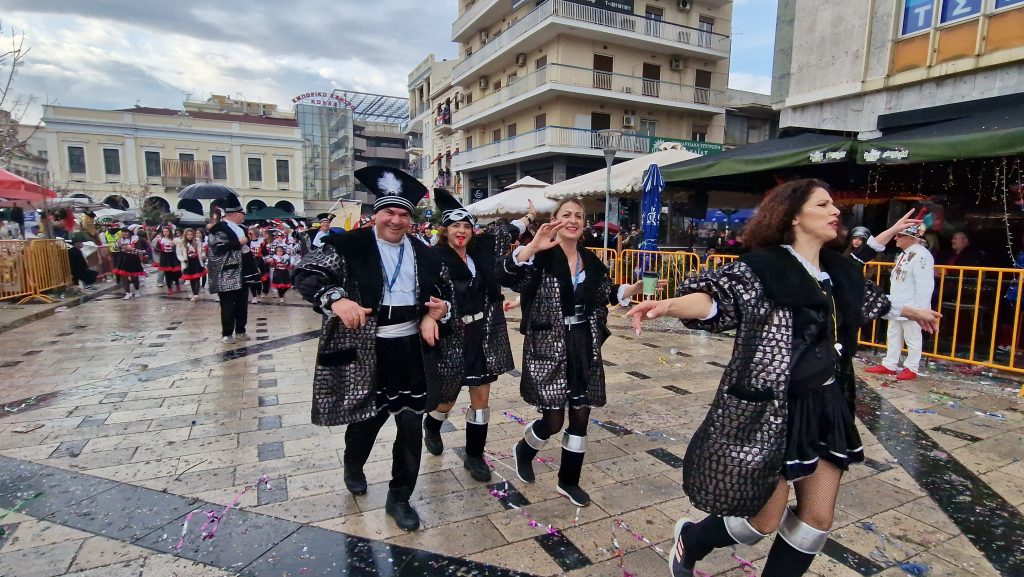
[470,188,488,202]
[901,0,936,35]
[650,137,723,156]
[995,0,1024,9]
[563,0,636,16]
[291,91,354,109]
[939,0,982,23]
[808,149,849,163]
[861,147,911,163]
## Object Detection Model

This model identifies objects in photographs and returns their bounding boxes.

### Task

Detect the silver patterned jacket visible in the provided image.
[498,246,617,409]
[292,228,450,426]
[678,247,890,517]
[206,221,243,293]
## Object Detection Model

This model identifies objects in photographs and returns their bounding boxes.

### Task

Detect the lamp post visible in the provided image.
[598,129,622,250]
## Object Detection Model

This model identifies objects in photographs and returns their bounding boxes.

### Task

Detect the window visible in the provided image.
[695,69,713,104]
[645,5,664,36]
[507,72,518,85]
[507,123,517,138]
[639,119,657,137]
[492,128,502,142]
[276,159,290,184]
[593,54,613,90]
[212,155,227,180]
[103,148,121,176]
[248,157,263,182]
[535,113,547,130]
[144,151,161,177]
[67,146,86,174]
[492,80,502,91]
[466,92,473,105]
[466,136,473,151]
[698,16,715,47]
[692,124,709,142]
[535,55,547,70]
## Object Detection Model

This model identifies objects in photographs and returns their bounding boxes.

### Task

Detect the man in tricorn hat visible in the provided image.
[293,167,451,531]
[312,216,332,248]
[207,193,251,344]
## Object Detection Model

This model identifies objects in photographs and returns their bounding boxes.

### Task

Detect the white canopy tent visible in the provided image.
[544,148,700,201]
[466,176,556,220]
[175,209,207,225]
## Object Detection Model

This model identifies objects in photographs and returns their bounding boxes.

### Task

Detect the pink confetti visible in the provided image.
[501,411,528,425]
[176,475,271,548]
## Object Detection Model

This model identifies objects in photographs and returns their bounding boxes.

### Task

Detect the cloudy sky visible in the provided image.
[4,0,776,123]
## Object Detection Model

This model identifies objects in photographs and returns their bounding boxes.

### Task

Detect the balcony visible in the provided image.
[407,135,423,155]
[452,0,503,43]
[452,0,730,84]
[453,125,654,171]
[434,110,454,136]
[363,146,408,160]
[453,63,724,129]
[161,159,211,188]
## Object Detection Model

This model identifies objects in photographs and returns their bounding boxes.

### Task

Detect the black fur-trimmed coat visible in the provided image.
[677,246,891,517]
[498,246,619,409]
[206,221,243,293]
[433,235,515,403]
[292,228,451,426]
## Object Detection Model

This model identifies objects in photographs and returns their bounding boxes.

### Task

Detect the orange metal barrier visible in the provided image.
[617,249,703,302]
[704,253,738,271]
[588,248,618,281]
[0,239,72,304]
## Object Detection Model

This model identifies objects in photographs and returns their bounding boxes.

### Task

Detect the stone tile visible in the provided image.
[64,558,147,577]
[0,519,90,553]
[139,554,240,576]
[105,403,199,424]
[588,473,682,516]
[258,442,285,462]
[895,497,962,537]
[66,536,150,572]
[592,451,675,482]
[835,476,919,520]
[0,539,82,577]
[922,534,1003,577]
[488,496,609,543]
[314,508,410,541]
[561,505,674,564]
[47,483,199,542]
[286,468,344,499]
[468,538,564,576]
[388,517,508,557]
[246,525,411,576]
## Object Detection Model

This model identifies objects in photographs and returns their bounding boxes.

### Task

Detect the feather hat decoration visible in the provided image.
[356,167,428,214]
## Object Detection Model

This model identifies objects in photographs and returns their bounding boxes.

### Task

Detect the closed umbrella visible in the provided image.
[639,163,664,251]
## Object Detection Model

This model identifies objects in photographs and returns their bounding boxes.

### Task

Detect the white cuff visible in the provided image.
[511,220,527,235]
[883,303,905,320]
[700,300,719,321]
[616,284,632,306]
[439,299,452,323]
[866,236,885,252]
[511,246,534,266]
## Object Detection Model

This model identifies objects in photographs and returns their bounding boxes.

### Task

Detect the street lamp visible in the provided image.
[598,129,622,250]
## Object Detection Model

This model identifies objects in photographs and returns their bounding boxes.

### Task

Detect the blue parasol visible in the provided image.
[637,164,664,281]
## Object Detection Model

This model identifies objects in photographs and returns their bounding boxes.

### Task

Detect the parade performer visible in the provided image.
[178,228,207,302]
[207,194,251,344]
[113,225,148,300]
[198,228,209,288]
[865,224,935,381]
[269,245,293,304]
[154,226,183,294]
[293,167,452,532]
[246,228,267,304]
[627,179,940,577]
[500,197,651,506]
[421,189,530,482]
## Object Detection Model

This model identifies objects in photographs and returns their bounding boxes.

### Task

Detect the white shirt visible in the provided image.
[313,230,330,248]
[888,242,934,320]
[374,229,417,306]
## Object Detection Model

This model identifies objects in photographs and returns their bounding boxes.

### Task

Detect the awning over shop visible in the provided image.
[660,133,853,183]
[857,104,1024,165]
[544,148,700,201]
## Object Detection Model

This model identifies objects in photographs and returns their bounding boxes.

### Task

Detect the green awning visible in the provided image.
[660,133,853,183]
[245,206,300,221]
[857,106,1024,165]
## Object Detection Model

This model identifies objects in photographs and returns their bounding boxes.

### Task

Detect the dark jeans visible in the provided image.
[343,409,423,502]
[217,288,248,337]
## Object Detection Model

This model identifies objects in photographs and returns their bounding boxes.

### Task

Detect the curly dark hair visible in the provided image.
[742,179,832,250]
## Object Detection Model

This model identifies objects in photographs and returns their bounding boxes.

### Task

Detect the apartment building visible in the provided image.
[40,105,305,217]
[406,55,465,198]
[772,0,1024,136]
[448,0,732,199]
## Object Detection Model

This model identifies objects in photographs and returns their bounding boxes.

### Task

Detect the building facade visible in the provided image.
[723,89,778,148]
[772,0,1024,137]
[449,0,732,201]
[1,110,49,188]
[406,55,464,198]
[40,105,305,217]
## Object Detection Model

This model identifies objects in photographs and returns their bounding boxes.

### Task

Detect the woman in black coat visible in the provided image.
[629,180,941,577]
[499,197,650,507]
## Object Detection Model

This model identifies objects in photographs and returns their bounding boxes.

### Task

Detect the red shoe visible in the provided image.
[896,368,918,381]
[865,365,897,375]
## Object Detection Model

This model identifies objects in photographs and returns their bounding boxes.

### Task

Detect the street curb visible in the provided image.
[0,282,121,335]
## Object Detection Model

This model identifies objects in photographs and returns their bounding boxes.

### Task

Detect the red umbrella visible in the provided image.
[591,221,620,234]
[0,168,57,201]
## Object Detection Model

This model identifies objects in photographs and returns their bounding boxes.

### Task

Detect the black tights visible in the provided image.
[189,279,201,296]
[533,406,591,440]
[249,284,261,298]
[122,276,140,292]
[277,288,289,298]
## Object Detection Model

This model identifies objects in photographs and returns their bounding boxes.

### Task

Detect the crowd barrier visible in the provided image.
[0,239,72,304]
[589,247,1024,395]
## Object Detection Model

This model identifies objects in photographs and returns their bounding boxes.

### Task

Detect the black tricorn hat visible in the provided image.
[433,188,475,227]
[219,193,244,214]
[355,167,427,214]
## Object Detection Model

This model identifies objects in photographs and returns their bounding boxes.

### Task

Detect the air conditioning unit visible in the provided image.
[479,30,489,43]
[515,53,527,67]
[670,56,684,70]
[479,77,489,89]
[456,93,465,104]
[623,115,636,128]
[678,0,691,10]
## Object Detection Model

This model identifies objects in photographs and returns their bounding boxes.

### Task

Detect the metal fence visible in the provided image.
[0,239,72,304]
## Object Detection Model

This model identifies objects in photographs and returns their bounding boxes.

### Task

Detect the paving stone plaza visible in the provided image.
[0,287,1022,577]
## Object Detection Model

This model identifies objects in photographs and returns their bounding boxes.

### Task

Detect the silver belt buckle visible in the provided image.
[461,312,483,324]
[563,314,586,326]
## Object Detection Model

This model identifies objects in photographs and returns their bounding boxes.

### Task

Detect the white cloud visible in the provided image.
[728,72,773,95]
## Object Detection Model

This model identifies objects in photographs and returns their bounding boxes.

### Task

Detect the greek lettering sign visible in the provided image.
[939,0,982,23]
[564,0,636,16]
[291,91,354,109]
[901,0,935,35]
[650,137,723,156]
[861,147,911,163]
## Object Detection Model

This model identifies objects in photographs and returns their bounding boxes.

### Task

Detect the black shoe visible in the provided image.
[556,482,591,506]
[669,518,695,577]
[385,498,421,531]
[423,425,444,456]
[464,455,492,483]
[343,469,367,495]
[514,440,536,483]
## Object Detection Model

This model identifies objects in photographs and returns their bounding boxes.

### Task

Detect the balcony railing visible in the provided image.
[453,0,730,81]
[161,159,211,188]
[453,126,651,168]
[452,0,499,40]
[453,63,724,125]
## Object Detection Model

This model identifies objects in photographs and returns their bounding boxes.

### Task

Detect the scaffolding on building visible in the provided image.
[331,90,409,130]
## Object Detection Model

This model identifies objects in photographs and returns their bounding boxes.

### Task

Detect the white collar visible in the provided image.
[372,228,406,248]
[782,245,830,282]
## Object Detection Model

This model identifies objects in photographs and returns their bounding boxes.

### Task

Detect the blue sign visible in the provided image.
[939,0,982,23]
[424,209,433,218]
[902,0,935,35]
[995,0,1024,9]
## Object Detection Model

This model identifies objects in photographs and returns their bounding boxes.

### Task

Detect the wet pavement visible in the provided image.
[0,285,1021,576]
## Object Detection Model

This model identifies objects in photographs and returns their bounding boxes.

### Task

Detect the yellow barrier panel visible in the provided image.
[588,248,619,282]
[0,239,72,304]
[617,249,703,302]
[0,240,32,302]
[705,253,738,271]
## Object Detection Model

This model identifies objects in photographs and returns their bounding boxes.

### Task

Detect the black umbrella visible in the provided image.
[177,183,239,200]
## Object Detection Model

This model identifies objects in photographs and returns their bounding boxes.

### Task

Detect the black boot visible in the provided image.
[679,515,767,573]
[343,468,367,496]
[385,495,420,531]
[464,409,491,482]
[761,507,827,577]
[555,433,590,506]
[422,411,446,456]
[514,420,548,483]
